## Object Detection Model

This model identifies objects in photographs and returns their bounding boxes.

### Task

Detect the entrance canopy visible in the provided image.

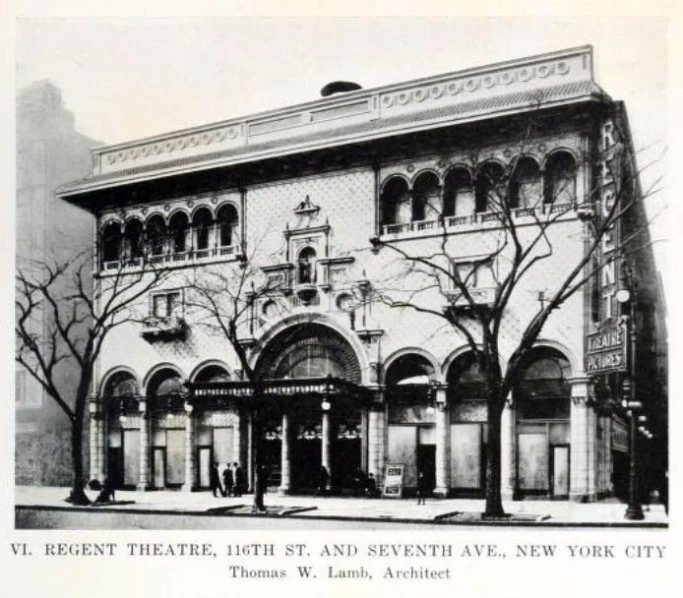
[188,376,374,411]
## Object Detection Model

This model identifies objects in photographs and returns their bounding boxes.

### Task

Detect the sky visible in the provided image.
[14,17,670,269]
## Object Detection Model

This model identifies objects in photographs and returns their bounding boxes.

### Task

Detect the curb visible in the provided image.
[15,504,669,528]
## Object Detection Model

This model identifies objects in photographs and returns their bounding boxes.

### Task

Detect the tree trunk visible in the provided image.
[483,397,505,518]
[68,417,91,506]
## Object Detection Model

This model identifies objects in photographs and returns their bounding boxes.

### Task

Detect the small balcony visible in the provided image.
[444,286,497,311]
[141,315,188,342]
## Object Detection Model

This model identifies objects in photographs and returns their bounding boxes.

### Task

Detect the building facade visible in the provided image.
[16,81,97,486]
[58,47,666,501]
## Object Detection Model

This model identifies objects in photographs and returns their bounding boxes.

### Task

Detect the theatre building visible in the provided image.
[58,46,666,501]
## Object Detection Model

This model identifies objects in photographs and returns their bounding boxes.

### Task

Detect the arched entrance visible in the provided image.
[384,352,437,493]
[102,371,139,489]
[447,352,488,496]
[254,323,365,493]
[514,347,572,498]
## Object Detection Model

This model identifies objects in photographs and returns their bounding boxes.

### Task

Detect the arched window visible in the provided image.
[145,214,166,257]
[193,365,231,384]
[510,157,541,208]
[124,219,144,261]
[104,372,139,400]
[101,222,122,265]
[147,369,183,406]
[216,204,239,248]
[515,348,571,420]
[192,208,213,253]
[298,247,317,284]
[475,162,505,213]
[443,168,474,217]
[380,177,411,228]
[412,172,440,222]
[169,212,189,254]
[544,152,577,205]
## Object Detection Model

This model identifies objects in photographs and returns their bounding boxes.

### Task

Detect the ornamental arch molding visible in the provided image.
[189,360,232,383]
[142,363,187,395]
[250,314,369,385]
[382,347,443,384]
[99,366,142,398]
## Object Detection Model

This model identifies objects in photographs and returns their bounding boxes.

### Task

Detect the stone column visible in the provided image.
[137,400,151,491]
[321,410,331,490]
[278,413,291,495]
[246,413,253,492]
[232,411,241,466]
[367,408,381,481]
[500,397,516,501]
[182,403,196,492]
[377,404,387,487]
[88,398,104,482]
[434,387,450,497]
[569,377,597,502]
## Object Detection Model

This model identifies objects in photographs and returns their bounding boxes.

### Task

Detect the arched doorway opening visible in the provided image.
[102,372,139,489]
[146,368,184,489]
[254,323,364,493]
[514,347,572,498]
[384,353,437,494]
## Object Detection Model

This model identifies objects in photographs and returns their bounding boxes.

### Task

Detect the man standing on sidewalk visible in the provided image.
[417,470,428,505]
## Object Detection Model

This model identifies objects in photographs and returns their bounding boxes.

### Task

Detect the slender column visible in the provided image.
[278,413,290,495]
[182,403,196,492]
[246,413,253,492]
[434,388,450,497]
[88,399,103,482]
[569,377,597,502]
[137,400,150,491]
[232,411,242,466]
[321,411,331,490]
[367,409,381,481]
[501,398,516,501]
[377,403,387,487]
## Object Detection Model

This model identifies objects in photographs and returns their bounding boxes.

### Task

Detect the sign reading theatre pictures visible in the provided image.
[382,464,405,498]
[586,322,627,375]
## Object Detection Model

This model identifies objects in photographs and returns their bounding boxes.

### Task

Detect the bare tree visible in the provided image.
[16,247,168,505]
[368,110,662,517]
[185,247,287,512]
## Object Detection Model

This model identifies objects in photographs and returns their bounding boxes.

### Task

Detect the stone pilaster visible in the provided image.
[182,403,196,492]
[137,400,151,491]
[377,404,387,487]
[434,388,450,497]
[569,377,597,502]
[501,398,516,501]
[321,410,331,490]
[278,413,290,495]
[88,398,104,482]
[367,408,381,481]
[246,413,253,492]
[232,411,241,466]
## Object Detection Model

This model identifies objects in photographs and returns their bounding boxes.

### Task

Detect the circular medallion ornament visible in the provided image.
[519,67,534,82]
[164,204,170,212]
[413,88,427,102]
[382,95,394,107]
[464,78,480,92]
[153,144,162,154]
[140,146,150,157]
[187,200,195,208]
[537,143,547,153]
[141,207,148,215]
[407,164,415,173]
[446,81,462,95]
[500,71,516,85]
[482,75,497,89]
[397,92,410,105]
[211,196,218,205]
[556,61,570,75]
[430,85,443,99]
[537,64,552,79]
[503,149,512,158]
[189,136,198,147]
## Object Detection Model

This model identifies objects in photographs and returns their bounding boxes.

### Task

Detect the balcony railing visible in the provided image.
[380,203,577,237]
[444,286,497,309]
[140,315,188,341]
[99,245,239,273]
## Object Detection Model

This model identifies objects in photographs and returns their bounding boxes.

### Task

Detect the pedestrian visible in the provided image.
[658,469,668,515]
[316,465,329,496]
[352,467,366,497]
[233,462,245,498]
[222,464,234,497]
[93,477,116,505]
[210,462,221,497]
[365,473,378,498]
[416,470,428,505]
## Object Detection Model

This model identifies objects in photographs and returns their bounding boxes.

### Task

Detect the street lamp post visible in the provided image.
[616,286,644,521]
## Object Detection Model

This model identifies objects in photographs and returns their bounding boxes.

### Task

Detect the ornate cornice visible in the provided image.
[58,47,604,201]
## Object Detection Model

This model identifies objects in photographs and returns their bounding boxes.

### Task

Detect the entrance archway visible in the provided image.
[254,323,365,492]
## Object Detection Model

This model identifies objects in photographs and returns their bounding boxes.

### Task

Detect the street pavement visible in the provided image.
[15,486,668,527]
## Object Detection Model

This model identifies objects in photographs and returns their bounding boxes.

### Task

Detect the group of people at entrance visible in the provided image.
[210,462,246,498]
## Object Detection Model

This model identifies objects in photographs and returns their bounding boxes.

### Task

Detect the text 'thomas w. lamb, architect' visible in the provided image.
[58,47,666,502]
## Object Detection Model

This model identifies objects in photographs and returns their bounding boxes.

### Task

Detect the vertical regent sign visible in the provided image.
[599,118,622,322]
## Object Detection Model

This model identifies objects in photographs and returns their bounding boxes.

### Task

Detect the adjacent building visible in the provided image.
[16,81,98,485]
[57,47,666,501]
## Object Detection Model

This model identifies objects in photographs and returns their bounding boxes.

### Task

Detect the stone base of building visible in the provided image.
[570,491,598,503]
[433,486,449,498]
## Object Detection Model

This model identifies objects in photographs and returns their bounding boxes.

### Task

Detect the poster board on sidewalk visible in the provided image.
[382,463,405,498]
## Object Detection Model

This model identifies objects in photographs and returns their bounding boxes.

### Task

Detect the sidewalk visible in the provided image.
[15,486,668,527]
